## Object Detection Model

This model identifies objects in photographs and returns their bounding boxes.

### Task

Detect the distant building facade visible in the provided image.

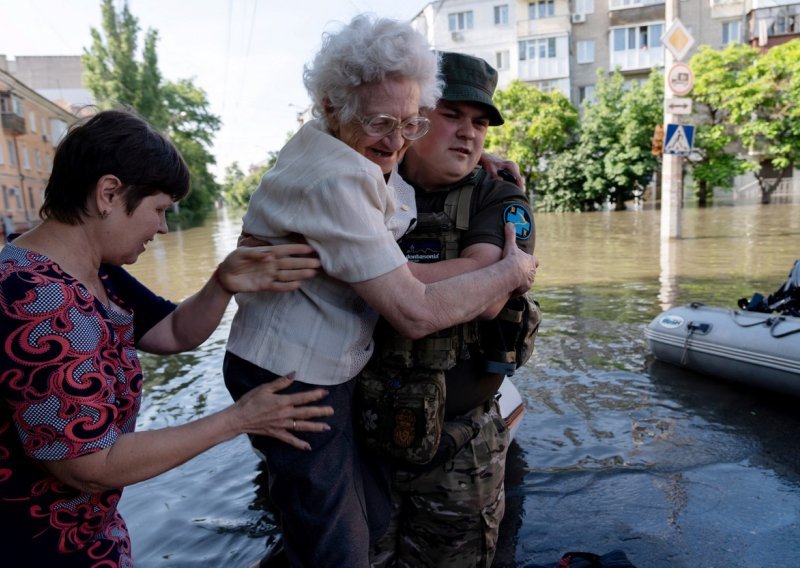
[411,0,800,106]
[0,61,77,232]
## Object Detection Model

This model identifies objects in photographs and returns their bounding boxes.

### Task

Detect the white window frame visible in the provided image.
[722,20,741,45]
[0,144,4,166]
[6,141,16,167]
[575,0,595,14]
[28,111,37,133]
[21,146,31,170]
[34,149,42,171]
[519,37,558,60]
[496,50,510,70]
[577,40,595,64]
[448,11,474,31]
[612,23,664,51]
[529,0,555,20]
[609,0,663,9]
[494,4,509,26]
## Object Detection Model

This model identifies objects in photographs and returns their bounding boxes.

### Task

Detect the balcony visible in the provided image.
[610,46,664,72]
[517,14,570,38]
[2,112,25,135]
[748,5,800,46]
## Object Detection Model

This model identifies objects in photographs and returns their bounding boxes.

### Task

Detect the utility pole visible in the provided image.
[661,0,681,240]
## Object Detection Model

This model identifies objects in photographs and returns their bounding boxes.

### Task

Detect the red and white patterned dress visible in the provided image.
[0,243,173,567]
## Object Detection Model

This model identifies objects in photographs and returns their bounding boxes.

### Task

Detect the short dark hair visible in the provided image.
[40,109,191,225]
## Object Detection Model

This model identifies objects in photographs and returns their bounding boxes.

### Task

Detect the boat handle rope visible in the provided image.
[730,310,800,338]
[680,322,709,365]
[768,317,800,338]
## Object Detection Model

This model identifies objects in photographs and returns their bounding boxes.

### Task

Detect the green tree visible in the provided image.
[577,69,662,211]
[534,150,587,212]
[485,80,579,193]
[725,39,800,204]
[82,0,221,222]
[687,44,758,206]
[222,156,275,210]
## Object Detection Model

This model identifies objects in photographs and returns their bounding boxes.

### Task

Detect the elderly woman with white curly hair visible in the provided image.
[223,15,536,567]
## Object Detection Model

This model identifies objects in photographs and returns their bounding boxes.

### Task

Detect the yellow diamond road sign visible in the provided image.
[662,19,695,62]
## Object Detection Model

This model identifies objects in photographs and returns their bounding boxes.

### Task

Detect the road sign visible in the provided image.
[663,123,695,155]
[667,63,694,96]
[665,97,693,115]
[662,19,696,61]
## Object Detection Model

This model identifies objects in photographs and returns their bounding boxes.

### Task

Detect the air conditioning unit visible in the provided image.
[571,13,587,24]
[451,31,464,41]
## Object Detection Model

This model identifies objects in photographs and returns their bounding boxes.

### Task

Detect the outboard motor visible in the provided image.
[739,259,800,317]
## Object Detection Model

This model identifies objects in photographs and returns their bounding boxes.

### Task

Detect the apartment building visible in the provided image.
[0,63,75,232]
[411,0,800,106]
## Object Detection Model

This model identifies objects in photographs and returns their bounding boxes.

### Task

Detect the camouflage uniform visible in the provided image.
[367,167,532,568]
[371,400,509,568]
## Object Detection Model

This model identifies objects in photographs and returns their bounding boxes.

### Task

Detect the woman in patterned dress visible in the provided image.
[0,109,333,567]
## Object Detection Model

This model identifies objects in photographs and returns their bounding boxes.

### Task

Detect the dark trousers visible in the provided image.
[223,352,390,568]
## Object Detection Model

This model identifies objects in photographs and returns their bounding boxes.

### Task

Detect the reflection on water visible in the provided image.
[121,204,800,568]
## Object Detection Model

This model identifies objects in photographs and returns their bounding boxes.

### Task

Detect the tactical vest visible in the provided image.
[370,171,485,372]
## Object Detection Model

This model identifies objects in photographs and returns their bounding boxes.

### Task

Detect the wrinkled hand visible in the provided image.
[479,151,526,192]
[234,375,334,450]
[501,223,538,295]
[216,243,321,293]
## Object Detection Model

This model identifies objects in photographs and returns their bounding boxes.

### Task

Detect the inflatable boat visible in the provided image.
[645,302,800,397]
[499,378,525,440]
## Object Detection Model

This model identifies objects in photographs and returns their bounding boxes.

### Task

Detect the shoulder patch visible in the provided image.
[503,204,532,240]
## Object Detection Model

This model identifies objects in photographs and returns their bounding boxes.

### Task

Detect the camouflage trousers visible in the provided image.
[370,401,509,568]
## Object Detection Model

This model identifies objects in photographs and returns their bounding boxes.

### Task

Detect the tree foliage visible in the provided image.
[485,80,578,193]
[576,69,663,211]
[724,39,800,203]
[82,0,221,222]
[221,153,277,210]
[687,44,758,206]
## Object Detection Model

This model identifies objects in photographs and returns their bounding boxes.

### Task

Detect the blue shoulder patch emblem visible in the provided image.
[503,204,532,240]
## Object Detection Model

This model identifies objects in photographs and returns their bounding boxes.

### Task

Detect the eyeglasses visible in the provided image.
[355,113,431,141]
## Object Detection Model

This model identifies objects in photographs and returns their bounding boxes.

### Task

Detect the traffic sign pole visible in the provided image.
[661,0,683,240]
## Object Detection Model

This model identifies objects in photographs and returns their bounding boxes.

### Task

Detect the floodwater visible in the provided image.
[121,201,800,568]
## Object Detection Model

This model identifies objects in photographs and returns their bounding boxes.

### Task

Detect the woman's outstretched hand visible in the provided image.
[216,243,321,294]
[232,375,334,450]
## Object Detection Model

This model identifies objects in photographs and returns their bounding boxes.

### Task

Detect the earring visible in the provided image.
[100,210,109,219]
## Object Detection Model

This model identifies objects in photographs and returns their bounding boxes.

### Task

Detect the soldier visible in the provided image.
[364,52,537,568]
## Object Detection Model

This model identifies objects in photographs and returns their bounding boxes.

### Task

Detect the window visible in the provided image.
[535,80,558,92]
[41,117,48,138]
[579,85,595,103]
[519,37,557,60]
[0,94,24,115]
[449,11,474,31]
[496,50,510,70]
[34,149,42,171]
[6,141,16,167]
[529,0,554,19]
[21,146,30,170]
[575,0,595,14]
[613,24,663,51]
[50,119,67,145]
[722,21,741,45]
[0,144,3,166]
[577,40,595,64]
[28,111,37,133]
[609,0,662,8]
[494,5,509,26]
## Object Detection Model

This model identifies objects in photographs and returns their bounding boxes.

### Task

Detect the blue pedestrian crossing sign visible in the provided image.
[663,123,695,155]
